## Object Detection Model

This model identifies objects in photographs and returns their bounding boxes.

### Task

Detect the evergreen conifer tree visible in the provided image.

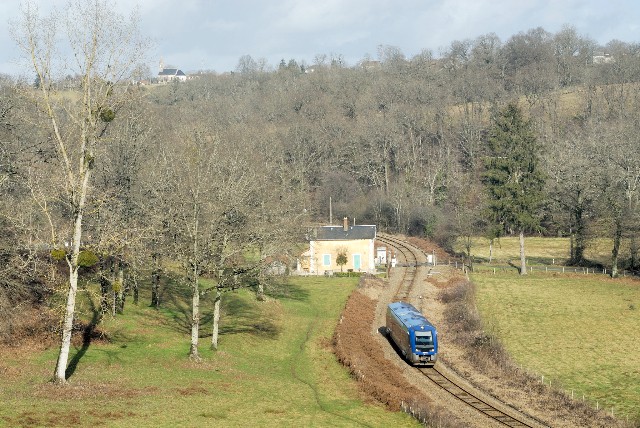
[482,103,545,275]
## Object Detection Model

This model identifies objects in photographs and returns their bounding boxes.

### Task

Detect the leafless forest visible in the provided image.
[2,1,640,380]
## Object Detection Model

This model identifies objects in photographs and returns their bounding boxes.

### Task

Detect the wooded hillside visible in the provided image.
[2,18,640,366]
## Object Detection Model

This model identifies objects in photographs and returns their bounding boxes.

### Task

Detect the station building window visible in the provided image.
[323,254,331,266]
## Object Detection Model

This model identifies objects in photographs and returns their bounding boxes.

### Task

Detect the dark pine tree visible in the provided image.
[482,103,545,275]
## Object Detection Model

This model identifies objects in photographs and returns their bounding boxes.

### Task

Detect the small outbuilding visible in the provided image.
[376,246,388,266]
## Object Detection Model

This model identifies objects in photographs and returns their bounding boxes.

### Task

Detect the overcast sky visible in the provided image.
[1,0,639,76]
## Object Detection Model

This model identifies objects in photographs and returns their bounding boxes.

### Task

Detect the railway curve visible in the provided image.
[375,233,547,428]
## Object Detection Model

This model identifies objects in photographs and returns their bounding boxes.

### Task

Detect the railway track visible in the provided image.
[377,233,544,428]
[421,367,536,427]
[376,234,423,301]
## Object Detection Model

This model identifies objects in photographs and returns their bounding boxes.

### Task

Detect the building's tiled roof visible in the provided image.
[158,68,186,76]
[310,225,376,241]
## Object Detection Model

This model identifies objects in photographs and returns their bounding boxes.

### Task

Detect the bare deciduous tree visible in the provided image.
[153,125,220,360]
[12,0,149,384]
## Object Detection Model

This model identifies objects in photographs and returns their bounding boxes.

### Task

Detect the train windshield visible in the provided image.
[415,331,434,352]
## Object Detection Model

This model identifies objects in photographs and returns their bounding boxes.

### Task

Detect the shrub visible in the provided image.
[77,250,99,268]
[333,272,363,278]
[50,249,66,261]
[111,280,122,293]
[99,107,115,122]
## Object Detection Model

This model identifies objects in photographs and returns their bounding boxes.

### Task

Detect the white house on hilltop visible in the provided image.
[158,67,187,83]
[157,59,187,83]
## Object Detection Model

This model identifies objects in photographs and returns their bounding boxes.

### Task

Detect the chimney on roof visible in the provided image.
[343,217,349,232]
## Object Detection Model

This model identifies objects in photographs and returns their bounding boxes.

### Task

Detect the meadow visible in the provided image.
[467,237,640,420]
[3,235,638,425]
[459,235,634,267]
[0,277,418,427]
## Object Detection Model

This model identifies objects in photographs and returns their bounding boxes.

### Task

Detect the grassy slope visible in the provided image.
[0,277,417,427]
[459,236,634,267]
[472,272,640,419]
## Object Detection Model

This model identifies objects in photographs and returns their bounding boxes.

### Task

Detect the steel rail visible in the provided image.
[377,233,545,428]
[376,234,419,301]
[420,367,537,427]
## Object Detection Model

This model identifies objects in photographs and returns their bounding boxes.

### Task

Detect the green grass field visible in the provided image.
[463,235,640,419]
[457,236,635,267]
[472,272,640,419]
[0,277,418,427]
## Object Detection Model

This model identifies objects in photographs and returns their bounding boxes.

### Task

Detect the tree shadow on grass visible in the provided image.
[263,279,309,302]
[142,277,283,340]
[507,260,523,274]
[217,294,280,339]
[144,276,309,341]
[144,274,194,335]
[65,296,102,380]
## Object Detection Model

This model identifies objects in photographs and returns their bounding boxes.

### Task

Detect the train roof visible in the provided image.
[388,301,436,331]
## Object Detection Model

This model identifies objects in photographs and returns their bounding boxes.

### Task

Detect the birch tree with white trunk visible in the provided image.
[12,0,149,384]
[154,125,221,360]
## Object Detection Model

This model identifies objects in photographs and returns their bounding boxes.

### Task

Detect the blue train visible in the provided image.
[385,301,438,366]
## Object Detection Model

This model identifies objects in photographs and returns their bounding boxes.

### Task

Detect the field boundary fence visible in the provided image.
[442,257,640,278]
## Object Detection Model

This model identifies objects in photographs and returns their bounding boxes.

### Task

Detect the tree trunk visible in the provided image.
[211,291,221,350]
[132,270,139,305]
[571,203,586,265]
[611,221,622,278]
[256,281,265,302]
[519,229,527,275]
[53,266,79,384]
[151,254,160,308]
[489,239,493,263]
[383,157,390,195]
[569,228,575,262]
[464,236,473,272]
[630,237,638,271]
[53,161,91,384]
[99,274,110,315]
[111,264,117,317]
[189,262,200,359]
[574,231,585,265]
[112,287,117,317]
[116,265,125,314]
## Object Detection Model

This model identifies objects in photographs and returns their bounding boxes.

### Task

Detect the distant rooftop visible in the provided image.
[310,224,376,241]
[158,68,186,76]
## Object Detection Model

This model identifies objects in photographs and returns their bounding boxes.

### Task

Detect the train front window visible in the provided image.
[415,332,434,352]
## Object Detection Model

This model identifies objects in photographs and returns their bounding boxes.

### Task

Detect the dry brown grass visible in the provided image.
[333,276,465,427]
